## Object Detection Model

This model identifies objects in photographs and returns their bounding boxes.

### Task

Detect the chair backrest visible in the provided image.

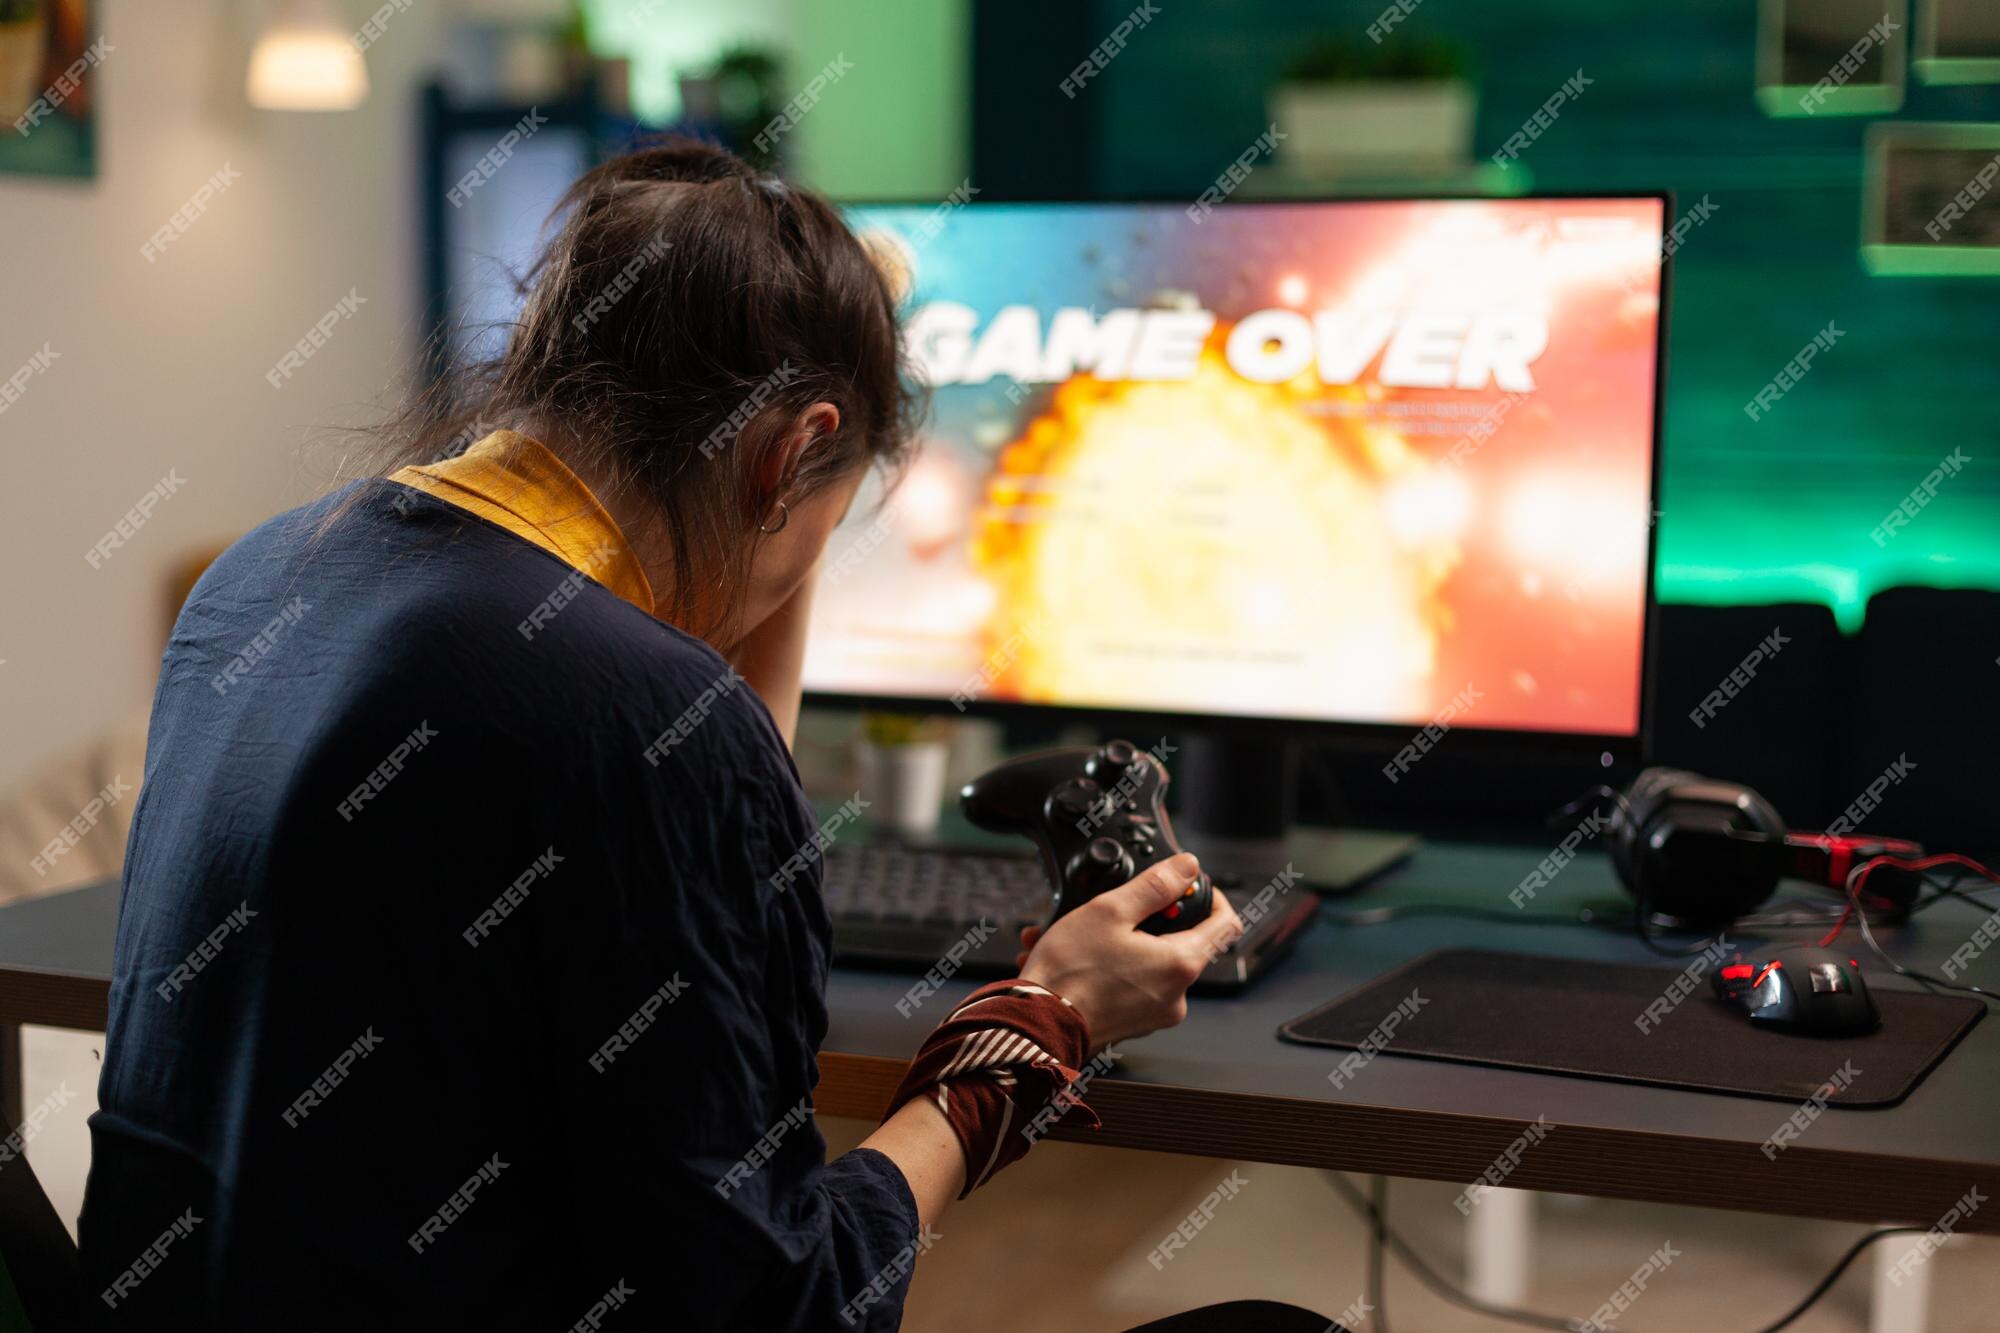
[0,1143,83,1332]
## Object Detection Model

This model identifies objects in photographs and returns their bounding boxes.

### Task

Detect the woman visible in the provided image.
[78,141,1326,1331]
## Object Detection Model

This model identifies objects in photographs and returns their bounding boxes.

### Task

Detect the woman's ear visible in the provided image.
[760,402,842,496]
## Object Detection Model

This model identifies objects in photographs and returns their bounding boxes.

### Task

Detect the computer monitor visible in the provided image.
[806,196,1668,765]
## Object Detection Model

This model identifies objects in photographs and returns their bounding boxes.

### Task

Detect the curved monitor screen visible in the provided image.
[805,197,1665,739]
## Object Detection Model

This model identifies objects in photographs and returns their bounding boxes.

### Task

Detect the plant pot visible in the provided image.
[855,740,951,838]
[0,16,47,124]
[1267,78,1476,177]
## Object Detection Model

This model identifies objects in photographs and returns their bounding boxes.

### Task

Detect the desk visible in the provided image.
[4,844,1996,1235]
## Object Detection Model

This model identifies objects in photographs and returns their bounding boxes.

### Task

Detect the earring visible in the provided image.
[759,499,790,534]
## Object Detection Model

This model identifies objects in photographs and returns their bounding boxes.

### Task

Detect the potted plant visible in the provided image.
[855,712,952,838]
[1267,34,1475,179]
[0,0,45,125]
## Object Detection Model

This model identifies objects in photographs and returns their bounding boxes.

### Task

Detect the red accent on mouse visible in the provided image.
[1709,945,1880,1036]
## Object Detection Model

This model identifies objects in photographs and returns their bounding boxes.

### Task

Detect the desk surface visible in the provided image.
[5,844,1997,1232]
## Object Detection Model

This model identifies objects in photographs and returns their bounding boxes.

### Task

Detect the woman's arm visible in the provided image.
[727,562,817,748]
[858,1098,966,1229]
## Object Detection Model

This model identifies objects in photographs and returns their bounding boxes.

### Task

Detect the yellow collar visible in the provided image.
[390,430,656,616]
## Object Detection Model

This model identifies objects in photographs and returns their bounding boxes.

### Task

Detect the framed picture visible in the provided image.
[1863,122,2000,276]
[0,0,99,180]
[1756,0,1907,117]
[1915,0,2000,85]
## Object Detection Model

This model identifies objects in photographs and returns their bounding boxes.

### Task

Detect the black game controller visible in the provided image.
[960,739,1214,935]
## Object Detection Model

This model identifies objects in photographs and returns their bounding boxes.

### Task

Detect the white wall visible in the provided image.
[0,0,446,790]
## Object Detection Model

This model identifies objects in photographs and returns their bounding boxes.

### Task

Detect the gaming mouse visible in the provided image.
[1710,946,1880,1036]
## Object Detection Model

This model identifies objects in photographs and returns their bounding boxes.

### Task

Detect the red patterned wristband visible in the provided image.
[887,980,1098,1196]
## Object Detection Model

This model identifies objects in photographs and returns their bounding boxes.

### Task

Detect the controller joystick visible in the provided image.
[960,740,1214,936]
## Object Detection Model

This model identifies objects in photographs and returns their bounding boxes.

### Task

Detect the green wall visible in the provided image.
[1078,0,2000,628]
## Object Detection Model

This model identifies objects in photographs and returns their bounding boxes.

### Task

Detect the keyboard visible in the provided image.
[821,841,1318,993]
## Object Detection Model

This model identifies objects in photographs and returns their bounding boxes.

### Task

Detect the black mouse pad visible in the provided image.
[1278,949,1984,1106]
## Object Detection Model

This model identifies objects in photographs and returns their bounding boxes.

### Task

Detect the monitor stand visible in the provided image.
[1171,734,1415,895]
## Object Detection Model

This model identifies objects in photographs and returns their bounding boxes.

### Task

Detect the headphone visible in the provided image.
[1605,767,1926,929]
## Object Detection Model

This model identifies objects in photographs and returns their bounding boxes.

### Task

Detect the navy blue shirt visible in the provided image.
[79,480,919,1329]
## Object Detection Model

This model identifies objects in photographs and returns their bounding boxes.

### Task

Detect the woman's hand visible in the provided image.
[726,557,819,747]
[1017,853,1242,1049]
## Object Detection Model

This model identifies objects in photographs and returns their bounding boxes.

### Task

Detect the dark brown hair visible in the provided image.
[373,137,922,638]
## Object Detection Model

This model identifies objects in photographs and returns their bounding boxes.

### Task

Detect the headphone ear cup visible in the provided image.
[1608,768,1700,901]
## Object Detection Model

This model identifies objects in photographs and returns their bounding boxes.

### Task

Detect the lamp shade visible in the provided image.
[246,0,369,111]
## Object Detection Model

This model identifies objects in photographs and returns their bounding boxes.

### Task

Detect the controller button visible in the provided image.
[1182,883,1196,898]
[1163,903,1182,920]
[1051,778,1101,816]
[1086,837,1124,865]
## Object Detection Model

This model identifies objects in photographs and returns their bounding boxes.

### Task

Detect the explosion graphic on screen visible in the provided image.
[968,343,1460,721]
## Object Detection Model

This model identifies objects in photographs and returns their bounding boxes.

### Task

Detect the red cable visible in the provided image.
[1817,853,2000,948]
